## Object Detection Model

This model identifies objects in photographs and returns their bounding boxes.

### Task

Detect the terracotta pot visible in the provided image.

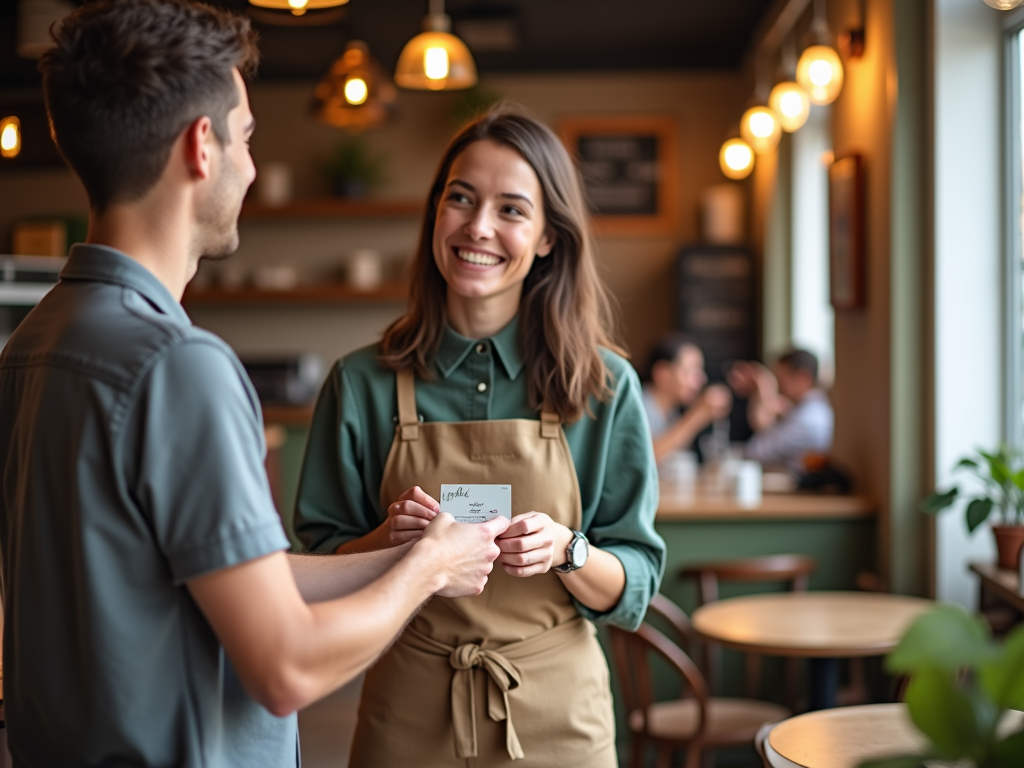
[992,525,1024,570]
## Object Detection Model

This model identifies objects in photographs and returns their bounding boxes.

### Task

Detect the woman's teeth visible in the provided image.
[457,249,501,266]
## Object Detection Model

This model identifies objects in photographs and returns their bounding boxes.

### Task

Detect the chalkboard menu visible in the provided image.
[558,115,677,235]
[676,245,758,440]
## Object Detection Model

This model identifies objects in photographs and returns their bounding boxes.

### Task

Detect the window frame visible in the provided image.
[1003,10,1024,448]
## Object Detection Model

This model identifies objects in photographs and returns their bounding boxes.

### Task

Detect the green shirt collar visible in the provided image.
[435,315,524,380]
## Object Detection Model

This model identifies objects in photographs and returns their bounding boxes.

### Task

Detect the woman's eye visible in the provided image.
[502,205,524,217]
[447,192,471,204]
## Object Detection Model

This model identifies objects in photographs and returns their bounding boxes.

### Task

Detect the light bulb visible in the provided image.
[740,106,781,155]
[797,45,844,105]
[424,46,449,80]
[769,81,811,132]
[344,77,368,105]
[720,138,754,180]
[288,0,308,13]
[983,0,1024,9]
[0,117,20,159]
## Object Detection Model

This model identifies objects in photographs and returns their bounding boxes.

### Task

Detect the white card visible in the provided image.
[440,484,512,523]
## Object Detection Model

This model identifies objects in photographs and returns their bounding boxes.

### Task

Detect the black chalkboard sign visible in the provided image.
[559,115,677,235]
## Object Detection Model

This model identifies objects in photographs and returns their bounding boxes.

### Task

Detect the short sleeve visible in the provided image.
[129,340,290,583]
[293,362,381,553]
[575,361,665,631]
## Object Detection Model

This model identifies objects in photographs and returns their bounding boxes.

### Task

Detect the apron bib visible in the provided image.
[348,369,617,768]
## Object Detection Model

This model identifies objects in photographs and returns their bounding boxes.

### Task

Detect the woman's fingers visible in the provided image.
[392,513,432,531]
[388,499,437,522]
[497,512,543,539]
[500,562,548,578]
[395,486,441,513]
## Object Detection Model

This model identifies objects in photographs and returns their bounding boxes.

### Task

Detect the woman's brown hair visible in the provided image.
[379,107,625,423]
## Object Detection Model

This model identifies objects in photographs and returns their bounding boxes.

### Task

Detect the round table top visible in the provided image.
[691,591,934,657]
[766,703,1024,768]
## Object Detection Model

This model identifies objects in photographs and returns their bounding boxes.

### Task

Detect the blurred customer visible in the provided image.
[642,334,732,462]
[727,348,833,472]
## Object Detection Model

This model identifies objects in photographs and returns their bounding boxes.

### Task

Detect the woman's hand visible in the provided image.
[496,512,574,577]
[383,486,439,547]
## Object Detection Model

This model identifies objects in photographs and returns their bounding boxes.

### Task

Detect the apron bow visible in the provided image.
[449,642,525,760]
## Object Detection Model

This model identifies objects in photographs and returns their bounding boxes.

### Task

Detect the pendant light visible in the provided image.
[395,0,477,91]
[0,117,21,159]
[740,106,781,155]
[768,35,810,133]
[719,137,755,180]
[314,40,397,130]
[248,0,348,16]
[983,0,1024,9]
[796,0,844,105]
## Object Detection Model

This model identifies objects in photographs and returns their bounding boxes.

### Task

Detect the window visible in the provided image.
[1004,16,1024,446]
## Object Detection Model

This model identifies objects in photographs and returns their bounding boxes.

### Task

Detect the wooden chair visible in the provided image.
[679,554,816,706]
[610,601,789,768]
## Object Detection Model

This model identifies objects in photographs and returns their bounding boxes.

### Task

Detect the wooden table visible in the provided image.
[970,562,1024,614]
[657,492,876,522]
[765,703,1024,768]
[692,592,933,709]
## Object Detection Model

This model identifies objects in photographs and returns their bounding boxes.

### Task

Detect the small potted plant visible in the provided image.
[859,606,1024,768]
[322,136,387,198]
[921,445,1024,570]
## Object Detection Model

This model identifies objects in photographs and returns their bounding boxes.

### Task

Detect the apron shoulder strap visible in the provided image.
[540,398,560,439]
[396,368,419,441]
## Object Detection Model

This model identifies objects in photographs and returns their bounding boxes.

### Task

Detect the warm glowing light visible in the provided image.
[769,81,811,132]
[247,0,349,14]
[424,47,449,80]
[395,9,477,91]
[740,106,781,155]
[0,117,20,159]
[796,45,844,105]
[983,0,1024,9]
[344,77,368,105]
[719,138,754,180]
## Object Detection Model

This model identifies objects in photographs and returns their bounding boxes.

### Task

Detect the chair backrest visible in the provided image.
[679,554,817,605]
[608,620,710,741]
[646,592,697,650]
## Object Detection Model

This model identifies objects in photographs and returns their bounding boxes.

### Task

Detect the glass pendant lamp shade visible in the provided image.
[768,81,811,132]
[249,0,348,16]
[720,138,754,180]
[315,41,397,130]
[796,44,844,105]
[983,0,1024,9]
[0,116,21,159]
[739,106,781,154]
[395,2,477,91]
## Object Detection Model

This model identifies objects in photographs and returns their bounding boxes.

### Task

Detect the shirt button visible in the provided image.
[476,343,486,354]
[477,382,487,393]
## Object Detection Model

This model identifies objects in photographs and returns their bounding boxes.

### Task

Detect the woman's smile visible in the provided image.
[453,246,505,269]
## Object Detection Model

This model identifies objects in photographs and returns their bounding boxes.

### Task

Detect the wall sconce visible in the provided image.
[395,0,477,91]
[720,138,755,180]
[740,106,782,155]
[1,117,21,159]
[248,0,349,17]
[314,41,397,130]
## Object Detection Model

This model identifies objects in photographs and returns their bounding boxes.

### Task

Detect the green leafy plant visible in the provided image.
[321,136,388,198]
[921,445,1024,531]
[859,606,1024,768]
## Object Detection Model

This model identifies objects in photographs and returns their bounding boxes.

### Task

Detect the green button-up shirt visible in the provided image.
[294,317,665,630]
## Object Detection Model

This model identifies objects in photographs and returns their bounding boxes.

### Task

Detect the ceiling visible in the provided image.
[0,0,775,89]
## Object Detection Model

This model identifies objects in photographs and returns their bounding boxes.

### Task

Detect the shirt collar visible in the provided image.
[435,314,524,380]
[60,243,191,326]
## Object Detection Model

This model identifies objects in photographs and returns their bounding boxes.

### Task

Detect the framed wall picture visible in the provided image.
[558,115,678,236]
[828,153,865,309]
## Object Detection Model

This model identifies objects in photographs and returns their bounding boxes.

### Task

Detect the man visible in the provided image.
[727,348,834,472]
[641,334,733,463]
[0,2,508,766]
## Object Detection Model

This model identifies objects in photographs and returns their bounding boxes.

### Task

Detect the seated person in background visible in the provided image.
[727,348,834,472]
[641,334,733,462]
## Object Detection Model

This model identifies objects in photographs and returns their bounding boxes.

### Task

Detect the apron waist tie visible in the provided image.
[401,617,592,761]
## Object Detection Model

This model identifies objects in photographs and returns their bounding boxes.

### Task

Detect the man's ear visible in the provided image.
[535,227,557,258]
[183,116,215,181]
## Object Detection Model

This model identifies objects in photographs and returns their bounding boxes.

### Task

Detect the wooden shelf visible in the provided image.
[240,197,423,221]
[263,405,314,426]
[183,281,408,306]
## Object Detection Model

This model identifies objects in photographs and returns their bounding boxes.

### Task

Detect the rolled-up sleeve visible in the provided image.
[573,360,665,631]
[294,362,380,553]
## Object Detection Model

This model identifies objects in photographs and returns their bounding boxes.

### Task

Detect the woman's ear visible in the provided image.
[535,227,557,258]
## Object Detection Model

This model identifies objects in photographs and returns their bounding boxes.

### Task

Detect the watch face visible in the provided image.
[571,537,588,568]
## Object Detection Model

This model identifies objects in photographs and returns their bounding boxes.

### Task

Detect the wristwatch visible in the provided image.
[554,530,589,573]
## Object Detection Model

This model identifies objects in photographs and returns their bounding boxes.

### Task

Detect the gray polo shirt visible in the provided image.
[0,244,297,767]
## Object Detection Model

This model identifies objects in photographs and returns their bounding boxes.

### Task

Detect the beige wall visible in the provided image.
[0,71,748,369]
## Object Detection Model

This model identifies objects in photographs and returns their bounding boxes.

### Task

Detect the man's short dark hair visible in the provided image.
[777,348,819,383]
[40,0,259,213]
[643,333,700,382]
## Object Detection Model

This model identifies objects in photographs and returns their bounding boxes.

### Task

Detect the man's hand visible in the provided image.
[495,512,573,578]
[383,486,439,546]
[412,513,508,597]
[696,383,733,421]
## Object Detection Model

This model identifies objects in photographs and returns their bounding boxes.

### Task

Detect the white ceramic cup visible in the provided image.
[660,451,698,500]
[734,460,763,508]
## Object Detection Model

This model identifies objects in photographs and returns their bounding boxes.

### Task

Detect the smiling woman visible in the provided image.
[293,108,665,768]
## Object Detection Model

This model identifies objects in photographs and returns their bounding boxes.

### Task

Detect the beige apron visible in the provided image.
[348,369,617,768]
